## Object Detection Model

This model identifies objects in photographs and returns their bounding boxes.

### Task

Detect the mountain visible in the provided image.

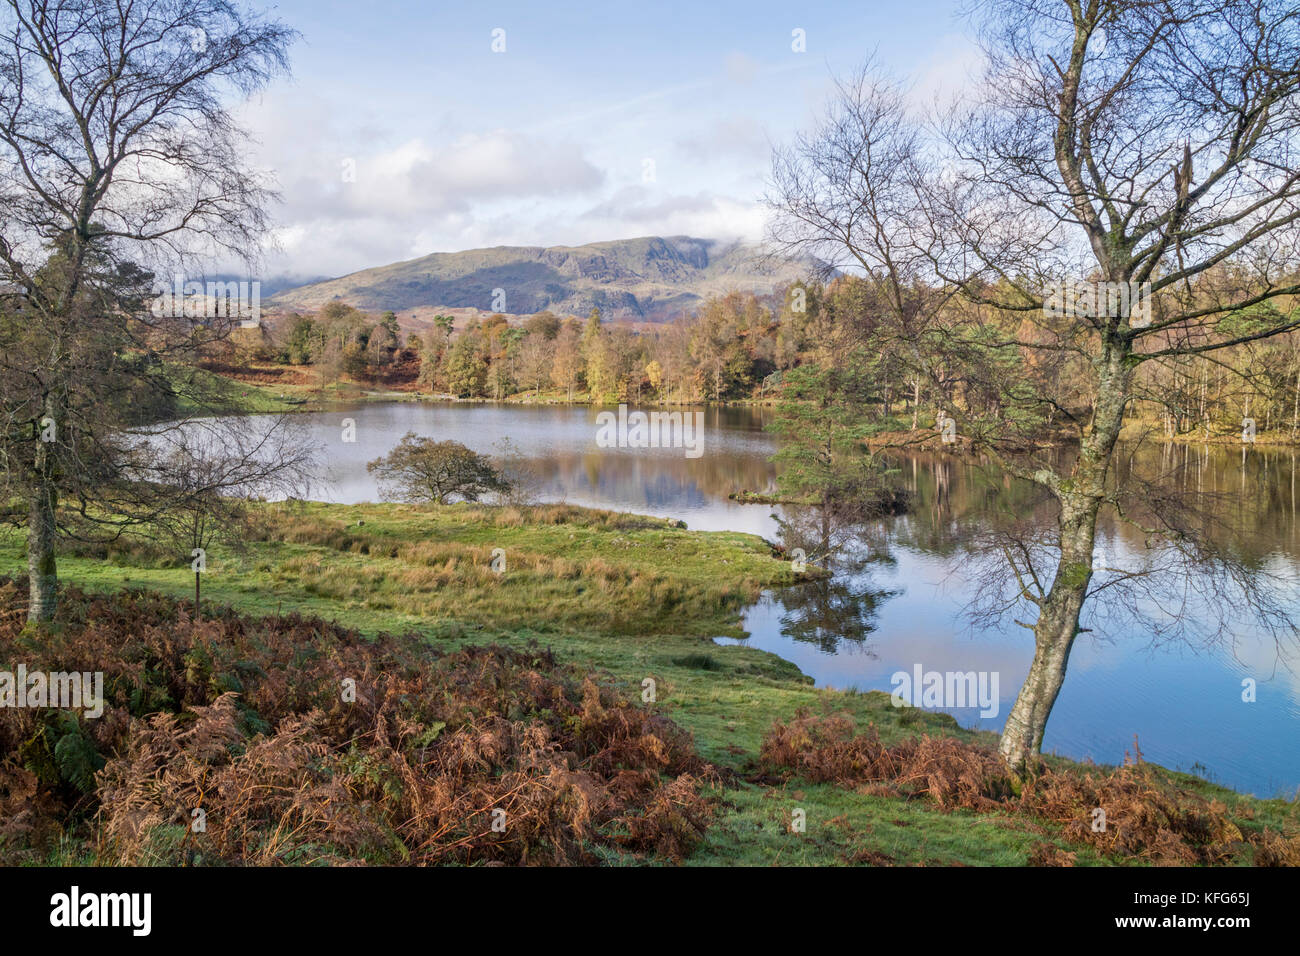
[268,236,819,324]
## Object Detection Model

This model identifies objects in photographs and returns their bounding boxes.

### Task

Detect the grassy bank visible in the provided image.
[1,502,1297,865]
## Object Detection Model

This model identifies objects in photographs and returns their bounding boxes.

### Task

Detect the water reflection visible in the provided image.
[248,402,1300,797]
[762,500,896,654]
[303,402,779,534]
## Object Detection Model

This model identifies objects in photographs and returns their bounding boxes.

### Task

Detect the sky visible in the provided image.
[239,0,982,281]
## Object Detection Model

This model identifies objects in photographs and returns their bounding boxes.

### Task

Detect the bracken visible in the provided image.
[0,578,715,866]
[761,709,1294,866]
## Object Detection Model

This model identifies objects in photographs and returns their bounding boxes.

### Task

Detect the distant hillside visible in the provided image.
[269,236,820,324]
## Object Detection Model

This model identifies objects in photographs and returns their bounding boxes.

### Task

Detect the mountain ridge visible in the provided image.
[269,235,819,324]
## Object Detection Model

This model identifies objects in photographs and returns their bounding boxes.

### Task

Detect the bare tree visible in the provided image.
[0,0,299,621]
[938,0,1300,772]
[769,0,1300,773]
[766,62,956,430]
[517,330,552,397]
[146,417,315,619]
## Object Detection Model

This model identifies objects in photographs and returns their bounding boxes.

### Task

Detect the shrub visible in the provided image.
[367,434,510,505]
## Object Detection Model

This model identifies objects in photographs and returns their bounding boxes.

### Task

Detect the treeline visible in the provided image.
[251,276,1300,439]
[1138,314,1300,440]
[257,280,935,410]
[261,290,803,403]
[409,291,798,403]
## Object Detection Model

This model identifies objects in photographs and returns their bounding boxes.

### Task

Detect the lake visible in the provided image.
[256,400,1300,798]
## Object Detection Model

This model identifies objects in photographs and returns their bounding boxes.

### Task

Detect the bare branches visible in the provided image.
[768,2,1300,766]
[0,0,296,288]
[0,0,297,620]
[951,0,1300,329]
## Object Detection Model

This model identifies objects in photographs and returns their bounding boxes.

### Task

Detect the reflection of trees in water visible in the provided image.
[771,503,895,654]
[884,443,1300,662]
[1122,442,1300,563]
[505,448,776,508]
[492,421,1300,659]
[884,451,1056,558]
[886,444,1300,566]
[772,569,890,654]
[765,442,1300,655]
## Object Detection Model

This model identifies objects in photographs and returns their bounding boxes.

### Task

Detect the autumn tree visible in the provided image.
[551,321,583,402]
[690,293,757,399]
[518,330,553,396]
[525,310,561,340]
[418,317,453,392]
[445,324,487,397]
[366,321,399,370]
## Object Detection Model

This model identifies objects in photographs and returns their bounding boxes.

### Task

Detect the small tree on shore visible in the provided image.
[150,424,310,618]
[367,434,510,505]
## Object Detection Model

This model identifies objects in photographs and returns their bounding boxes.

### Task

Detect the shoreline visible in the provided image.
[212,372,1300,449]
[3,497,1289,803]
[3,498,1295,865]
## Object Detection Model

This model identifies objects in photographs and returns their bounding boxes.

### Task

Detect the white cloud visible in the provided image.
[236,91,609,277]
[278,130,603,223]
[578,187,765,242]
[231,64,787,280]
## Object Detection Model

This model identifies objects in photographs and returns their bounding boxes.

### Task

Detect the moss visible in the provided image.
[1057,560,1091,590]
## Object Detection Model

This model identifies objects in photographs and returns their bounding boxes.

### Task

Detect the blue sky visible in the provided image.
[242,0,979,279]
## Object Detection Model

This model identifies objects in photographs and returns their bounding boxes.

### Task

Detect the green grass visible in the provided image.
[2,500,1295,866]
[694,782,1114,866]
[168,365,304,416]
[174,366,436,418]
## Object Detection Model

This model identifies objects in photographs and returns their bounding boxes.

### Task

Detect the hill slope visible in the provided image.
[270,236,818,323]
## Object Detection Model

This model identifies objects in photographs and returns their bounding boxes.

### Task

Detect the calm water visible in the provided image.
[261,401,1300,798]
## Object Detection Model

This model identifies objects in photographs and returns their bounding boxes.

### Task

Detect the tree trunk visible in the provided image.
[998,342,1129,773]
[998,503,1093,770]
[27,481,58,623]
[1291,365,1299,439]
